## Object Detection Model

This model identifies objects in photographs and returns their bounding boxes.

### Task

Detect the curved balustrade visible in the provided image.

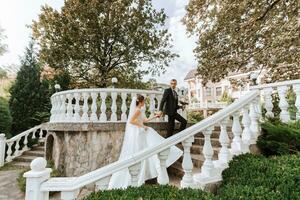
[50,88,164,123]
[0,124,47,167]
[250,79,300,121]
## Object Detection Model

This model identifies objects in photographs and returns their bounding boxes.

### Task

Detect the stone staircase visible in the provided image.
[12,139,45,168]
[169,125,233,178]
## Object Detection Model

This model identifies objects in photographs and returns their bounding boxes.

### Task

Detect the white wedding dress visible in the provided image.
[108,97,183,189]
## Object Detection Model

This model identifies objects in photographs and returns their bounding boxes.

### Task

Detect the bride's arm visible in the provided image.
[130,110,146,128]
[143,116,158,123]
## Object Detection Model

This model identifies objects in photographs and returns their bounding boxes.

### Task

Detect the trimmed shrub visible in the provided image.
[187,111,204,123]
[83,185,214,200]
[218,153,300,200]
[257,120,300,156]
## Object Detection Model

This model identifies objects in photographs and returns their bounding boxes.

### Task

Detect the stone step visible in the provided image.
[14,155,37,163]
[193,137,222,147]
[22,150,44,157]
[177,143,221,155]
[32,145,45,151]
[12,161,31,168]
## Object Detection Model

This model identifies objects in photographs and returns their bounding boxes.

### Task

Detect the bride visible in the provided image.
[108,94,183,189]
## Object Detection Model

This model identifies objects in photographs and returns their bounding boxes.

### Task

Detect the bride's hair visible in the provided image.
[136,94,145,106]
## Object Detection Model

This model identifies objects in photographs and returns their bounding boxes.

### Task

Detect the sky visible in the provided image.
[0,0,197,86]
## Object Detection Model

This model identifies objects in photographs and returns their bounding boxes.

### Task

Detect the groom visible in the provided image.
[158,79,187,137]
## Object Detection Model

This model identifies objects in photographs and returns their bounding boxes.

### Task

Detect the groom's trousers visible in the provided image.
[166,112,187,138]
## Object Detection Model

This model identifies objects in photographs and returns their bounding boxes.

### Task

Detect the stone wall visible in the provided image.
[45,122,181,177]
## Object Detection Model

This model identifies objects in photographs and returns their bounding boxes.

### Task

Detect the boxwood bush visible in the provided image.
[257,120,300,156]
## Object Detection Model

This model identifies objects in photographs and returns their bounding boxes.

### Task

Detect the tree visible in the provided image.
[184,0,299,83]
[0,97,12,138]
[0,25,7,56]
[32,0,177,88]
[0,68,7,79]
[9,42,51,135]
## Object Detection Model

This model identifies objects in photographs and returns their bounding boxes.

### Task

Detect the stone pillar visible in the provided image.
[24,157,52,200]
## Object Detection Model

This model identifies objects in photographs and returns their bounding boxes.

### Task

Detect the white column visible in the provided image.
[95,176,111,191]
[241,106,251,153]
[100,92,107,122]
[194,127,220,184]
[59,94,67,122]
[90,92,98,122]
[157,148,170,185]
[61,190,80,200]
[277,86,290,122]
[5,142,12,162]
[231,111,243,155]
[121,93,127,122]
[0,134,6,167]
[110,92,118,121]
[50,97,55,122]
[216,119,231,168]
[81,92,90,122]
[149,94,156,118]
[263,87,274,118]
[24,158,52,200]
[249,100,259,144]
[73,92,81,122]
[293,84,300,120]
[129,163,141,187]
[66,93,73,122]
[23,134,29,152]
[180,136,194,188]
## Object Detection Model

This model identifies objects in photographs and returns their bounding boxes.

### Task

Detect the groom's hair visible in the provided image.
[171,79,177,82]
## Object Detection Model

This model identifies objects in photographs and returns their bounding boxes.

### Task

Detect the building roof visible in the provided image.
[184,69,198,80]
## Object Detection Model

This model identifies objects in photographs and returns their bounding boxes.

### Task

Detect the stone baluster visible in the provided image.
[110,92,118,121]
[95,176,111,191]
[66,93,74,122]
[59,94,67,122]
[129,163,141,187]
[23,134,29,152]
[73,92,81,122]
[100,92,107,122]
[180,136,194,188]
[231,112,243,155]
[277,86,290,122]
[0,134,6,167]
[157,148,170,185]
[195,127,219,183]
[90,92,98,122]
[156,95,163,122]
[293,83,300,120]
[241,106,251,153]
[81,92,90,122]
[39,129,43,139]
[149,94,156,118]
[13,139,21,157]
[5,142,13,162]
[249,99,259,143]
[263,87,274,118]
[217,119,231,168]
[121,92,127,122]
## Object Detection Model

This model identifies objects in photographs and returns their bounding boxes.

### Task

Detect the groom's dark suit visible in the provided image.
[159,88,187,137]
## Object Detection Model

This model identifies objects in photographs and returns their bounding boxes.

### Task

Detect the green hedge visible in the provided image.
[257,120,300,156]
[84,153,300,200]
[187,111,204,123]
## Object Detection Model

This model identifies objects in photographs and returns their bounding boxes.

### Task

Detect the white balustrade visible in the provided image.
[157,148,170,185]
[231,112,243,155]
[249,99,259,144]
[293,84,300,120]
[95,176,111,191]
[277,86,290,122]
[128,163,141,187]
[180,136,194,188]
[0,134,6,167]
[263,87,274,118]
[241,105,251,153]
[216,119,231,168]
[50,88,164,123]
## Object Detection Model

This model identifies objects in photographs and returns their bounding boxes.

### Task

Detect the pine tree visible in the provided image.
[9,42,51,135]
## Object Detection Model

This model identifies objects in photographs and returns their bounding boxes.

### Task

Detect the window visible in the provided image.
[216,87,222,96]
[205,87,212,96]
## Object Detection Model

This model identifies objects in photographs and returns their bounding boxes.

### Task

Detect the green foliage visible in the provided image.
[184,0,299,83]
[257,120,300,156]
[219,91,233,104]
[0,25,7,56]
[0,68,7,79]
[9,42,51,135]
[83,185,214,200]
[0,97,12,138]
[32,0,177,87]
[187,111,204,123]
[218,153,300,200]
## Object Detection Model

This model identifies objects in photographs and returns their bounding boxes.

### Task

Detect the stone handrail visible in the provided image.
[24,90,261,200]
[50,88,165,123]
[0,124,47,167]
[250,79,300,121]
[24,79,300,200]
